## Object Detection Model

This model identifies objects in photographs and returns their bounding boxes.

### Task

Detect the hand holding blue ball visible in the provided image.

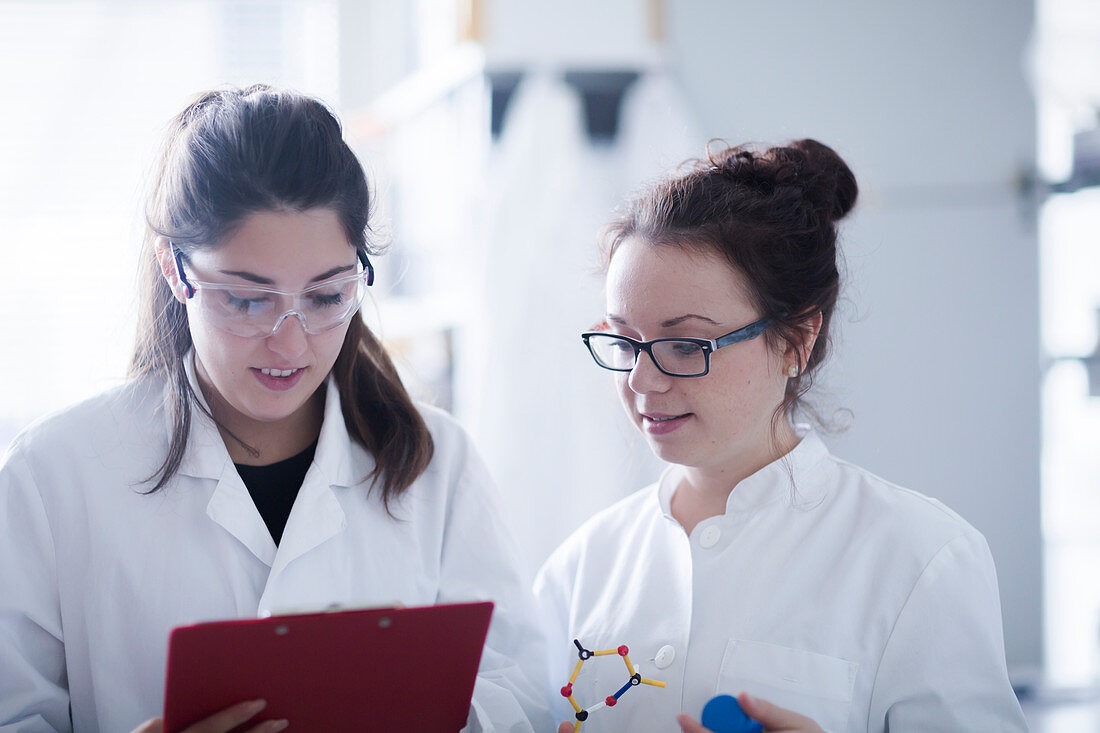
[701,694,764,733]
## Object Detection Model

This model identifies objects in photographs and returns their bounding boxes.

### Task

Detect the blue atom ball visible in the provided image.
[700,694,763,733]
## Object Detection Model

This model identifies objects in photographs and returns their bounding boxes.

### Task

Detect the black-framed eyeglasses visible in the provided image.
[581,318,772,377]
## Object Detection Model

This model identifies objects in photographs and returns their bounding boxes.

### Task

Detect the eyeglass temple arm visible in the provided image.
[170,243,196,298]
[714,318,771,348]
[358,248,375,287]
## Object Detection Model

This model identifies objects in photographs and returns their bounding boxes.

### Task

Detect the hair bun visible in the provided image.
[790,139,858,222]
[710,139,858,224]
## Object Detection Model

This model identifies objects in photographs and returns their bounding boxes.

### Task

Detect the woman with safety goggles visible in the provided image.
[0,86,550,733]
[534,140,1027,733]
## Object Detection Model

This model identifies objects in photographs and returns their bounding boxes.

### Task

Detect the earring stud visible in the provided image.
[787,365,799,378]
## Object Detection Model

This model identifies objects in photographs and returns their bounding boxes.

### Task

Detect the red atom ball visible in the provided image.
[605,696,617,707]
[560,684,573,697]
[618,645,629,656]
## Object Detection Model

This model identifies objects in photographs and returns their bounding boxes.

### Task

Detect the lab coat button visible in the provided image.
[699,525,721,548]
[654,644,675,669]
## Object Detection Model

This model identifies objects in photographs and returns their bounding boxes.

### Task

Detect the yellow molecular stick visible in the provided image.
[568,659,584,685]
[558,639,664,731]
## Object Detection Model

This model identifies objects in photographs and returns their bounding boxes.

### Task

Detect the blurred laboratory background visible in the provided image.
[1,1,1098,728]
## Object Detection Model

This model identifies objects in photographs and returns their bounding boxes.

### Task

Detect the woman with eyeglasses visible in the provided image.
[534,140,1026,733]
[0,86,549,732]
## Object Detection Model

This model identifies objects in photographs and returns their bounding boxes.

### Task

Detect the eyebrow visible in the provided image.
[607,313,720,328]
[217,264,356,286]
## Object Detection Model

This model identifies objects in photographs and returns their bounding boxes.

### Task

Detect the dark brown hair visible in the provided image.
[600,139,858,421]
[129,85,433,508]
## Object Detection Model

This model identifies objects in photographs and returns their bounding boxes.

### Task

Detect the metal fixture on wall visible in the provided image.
[1049,124,1100,194]
[1038,118,1100,397]
[488,70,642,142]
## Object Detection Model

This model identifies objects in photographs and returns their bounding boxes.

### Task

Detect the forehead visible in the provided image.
[605,237,754,321]
[191,208,354,272]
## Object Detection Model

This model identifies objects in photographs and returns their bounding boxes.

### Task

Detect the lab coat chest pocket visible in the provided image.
[717,638,857,733]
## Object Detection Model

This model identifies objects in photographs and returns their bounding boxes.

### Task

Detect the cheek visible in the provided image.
[614,374,633,404]
[187,317,255,372]
[314,325,350,365]
[186,318,217,365]
[706,354,786,415]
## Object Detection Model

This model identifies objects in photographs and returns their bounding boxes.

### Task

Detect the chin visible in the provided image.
[239,388,309,421]
[240,403,300,424]
[641,434,690,465]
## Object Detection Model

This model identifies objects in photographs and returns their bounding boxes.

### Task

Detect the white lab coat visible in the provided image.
[533,430,1027,733]
[0,358,551,732]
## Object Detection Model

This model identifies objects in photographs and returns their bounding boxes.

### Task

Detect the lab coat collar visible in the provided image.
[171,353,364,568]
[174,352,361,488]
[173,353,229,481]
[657,425,831,518]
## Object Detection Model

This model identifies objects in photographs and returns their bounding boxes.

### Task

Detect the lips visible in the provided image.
[259,367,301,377]
[642,412,689,422]
[251,366,306,392]
[640,411,692,435]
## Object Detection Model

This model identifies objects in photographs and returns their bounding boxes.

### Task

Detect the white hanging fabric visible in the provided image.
[469,70,702,578]
[616,70,704,194]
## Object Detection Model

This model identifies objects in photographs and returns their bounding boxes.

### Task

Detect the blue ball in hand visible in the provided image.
[700,694,763,733]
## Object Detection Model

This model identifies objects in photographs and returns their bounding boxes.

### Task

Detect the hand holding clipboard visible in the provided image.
[133,699,286,733]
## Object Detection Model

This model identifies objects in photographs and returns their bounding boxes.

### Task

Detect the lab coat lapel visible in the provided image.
[206,463,278,567]
[171,356,363,574]
[174,354,277,566]
[268,379,355,577]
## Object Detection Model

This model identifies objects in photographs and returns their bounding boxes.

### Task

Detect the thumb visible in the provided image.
[738,692,819,731]
[558,721,575,733]
[676,713,712,732]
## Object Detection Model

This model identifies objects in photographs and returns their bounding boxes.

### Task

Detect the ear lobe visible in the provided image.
[153,237,188,304]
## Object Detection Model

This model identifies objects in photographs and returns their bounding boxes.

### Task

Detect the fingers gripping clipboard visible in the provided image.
[162,601,493,732]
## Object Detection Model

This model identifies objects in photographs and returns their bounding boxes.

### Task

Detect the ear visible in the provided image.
[154,237,189,303]
[784,310,824,374]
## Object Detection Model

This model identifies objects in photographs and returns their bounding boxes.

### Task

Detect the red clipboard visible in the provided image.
[162,601,493,732]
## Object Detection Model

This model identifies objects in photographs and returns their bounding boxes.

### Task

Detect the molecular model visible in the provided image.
[559,639,665,731]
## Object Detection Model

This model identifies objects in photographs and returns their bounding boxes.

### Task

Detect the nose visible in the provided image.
[626,348,672,394]
[266,311,309,360]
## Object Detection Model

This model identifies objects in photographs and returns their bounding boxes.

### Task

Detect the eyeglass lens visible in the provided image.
[194,275,367,337]
[587,335,707,376]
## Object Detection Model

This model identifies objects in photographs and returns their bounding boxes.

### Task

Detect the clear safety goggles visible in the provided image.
[172,244,375,338]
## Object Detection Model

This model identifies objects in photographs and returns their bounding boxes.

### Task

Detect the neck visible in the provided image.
[670,420,801,535]
[195,360,325,466]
